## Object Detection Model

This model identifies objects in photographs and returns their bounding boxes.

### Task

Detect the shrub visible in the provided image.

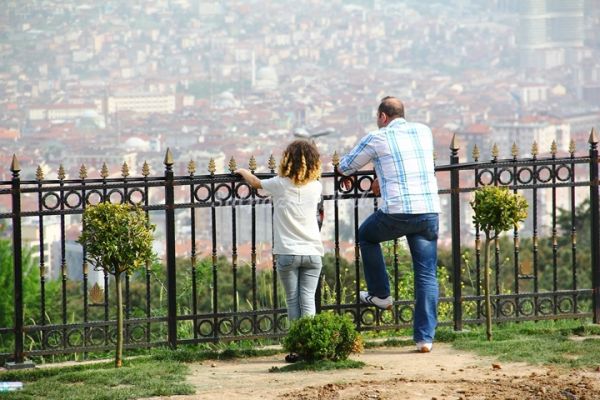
[283,312,363,362]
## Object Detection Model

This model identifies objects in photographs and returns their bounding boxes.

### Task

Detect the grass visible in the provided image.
[2,320,600,398]
[434,319,600,369]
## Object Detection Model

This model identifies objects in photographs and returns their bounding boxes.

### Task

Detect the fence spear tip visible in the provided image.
[589,127,598,145]
[450,133,459,151]
[10,154,20,173]
[164,148,174,166]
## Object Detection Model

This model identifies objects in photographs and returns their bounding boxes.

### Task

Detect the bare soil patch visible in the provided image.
[144,343,600,400]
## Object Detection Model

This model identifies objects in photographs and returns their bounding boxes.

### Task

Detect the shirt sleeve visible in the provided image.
[338,133,377,175]
[260,176,282,196]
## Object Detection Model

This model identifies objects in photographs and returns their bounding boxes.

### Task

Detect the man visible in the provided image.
[338,96,440,353]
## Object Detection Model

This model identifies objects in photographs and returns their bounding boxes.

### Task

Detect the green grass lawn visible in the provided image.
[1,320,599,399]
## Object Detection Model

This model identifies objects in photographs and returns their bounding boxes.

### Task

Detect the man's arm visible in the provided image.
[234,168,262,189]
[338,133,376,189]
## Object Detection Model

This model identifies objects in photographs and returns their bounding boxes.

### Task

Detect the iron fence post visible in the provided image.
[450,135,462,331]
[589,129,600,324]
[10,156,23,364]
[164,149,177,348]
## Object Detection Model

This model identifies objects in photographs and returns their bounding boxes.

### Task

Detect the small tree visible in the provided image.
[78,202,155,367]
[470,186,528,341]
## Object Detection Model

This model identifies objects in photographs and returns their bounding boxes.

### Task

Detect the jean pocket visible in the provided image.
[423,216,439,241]
[277,255,296,269]
[308,255,322,268]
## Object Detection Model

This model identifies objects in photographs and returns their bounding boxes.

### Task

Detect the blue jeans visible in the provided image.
[276,255,323,321]
[358,210,439,343]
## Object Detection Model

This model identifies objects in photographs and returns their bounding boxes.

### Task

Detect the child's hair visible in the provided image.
[278,139,322,186]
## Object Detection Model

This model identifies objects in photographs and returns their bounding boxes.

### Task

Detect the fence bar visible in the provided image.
[450,135,462,331]
[589,130,600,323]
[164,149,177,348]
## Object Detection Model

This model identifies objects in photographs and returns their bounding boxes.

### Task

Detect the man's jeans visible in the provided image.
[358,210,439,343]
[276,255,322,321]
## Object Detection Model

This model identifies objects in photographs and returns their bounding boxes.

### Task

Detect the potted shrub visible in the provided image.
[78,202,155,367]
[470,186,528,341]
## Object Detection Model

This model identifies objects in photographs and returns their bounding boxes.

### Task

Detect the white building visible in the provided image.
[106,93,176,114]
[491,117,571,158]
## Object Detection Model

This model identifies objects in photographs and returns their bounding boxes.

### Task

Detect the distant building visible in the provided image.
[106,93,177,115]
[491,117,571,158]
[518,0,585,69]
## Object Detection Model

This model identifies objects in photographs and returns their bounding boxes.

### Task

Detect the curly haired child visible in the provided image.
[236,140,323,362]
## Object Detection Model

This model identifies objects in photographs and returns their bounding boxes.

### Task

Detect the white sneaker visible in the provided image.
[359,291,393,310]
[416,341,432,353]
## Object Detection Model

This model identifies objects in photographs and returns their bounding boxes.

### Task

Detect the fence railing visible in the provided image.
[1,131,599,367]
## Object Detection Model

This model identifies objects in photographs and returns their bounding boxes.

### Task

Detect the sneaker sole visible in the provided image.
[418,347,431,353]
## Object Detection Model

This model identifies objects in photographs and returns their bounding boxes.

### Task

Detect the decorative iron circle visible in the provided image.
[277,315,288,331]
[128,325,146,343]
[194,184,211,202]
[257,315,273,333]
[237,317,254,335]
[517,298,535,316]
[88,327,105,346]
[338,177,355,194]
[537,298,554,315]
[398,305,414,323]
[218,318,234,336]
[197,320,214,337]
[255,188,270,200]
[214,183,233,202]
[45,329,63,349]
[127,189,145,205]
[344,310,357,324]
[517,167,534,185]
[558,296,574,314]
[85,190,104,205]
[360,308,376,326]
[107,189,124,204]
[65,190,83,209]
[235,182,252,200]
[497,168,514,186]
[499,299,516,317]
[555,164,572,182]
[357,176,374,193]
[67,328,84,347]
[42,192,61,211]
[535,166,553,183]
[480,302,496,318]
[476,169,495,186]
[108,326,117,345]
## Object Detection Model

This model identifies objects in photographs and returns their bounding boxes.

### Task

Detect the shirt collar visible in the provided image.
[386,118,406,128]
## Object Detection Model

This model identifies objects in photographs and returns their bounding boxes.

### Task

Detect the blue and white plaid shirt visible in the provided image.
[339,118,440,214]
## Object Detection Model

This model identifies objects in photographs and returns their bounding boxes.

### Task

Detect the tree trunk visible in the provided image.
[115,272,123,367]
[483,234,493,341]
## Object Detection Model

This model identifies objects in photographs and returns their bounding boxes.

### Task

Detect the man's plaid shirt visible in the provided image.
[339,118,441,214]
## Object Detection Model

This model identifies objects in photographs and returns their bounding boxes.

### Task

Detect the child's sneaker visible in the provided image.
[416,341,432,353]
[359,291,393,310]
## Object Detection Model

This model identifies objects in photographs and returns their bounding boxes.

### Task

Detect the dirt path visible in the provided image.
[143,343,600,399]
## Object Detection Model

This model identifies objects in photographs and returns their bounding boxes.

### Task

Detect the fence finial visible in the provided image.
[450,133,459,151]
[491,143,499,159]
[10,154,20,173]
[332,151,340,166]
[187,160,196,175]
[36,165,44,181]
[228,156,237,173]
[268,154,276,171]
[531,141,539,158]
[589,127,598,145]
[569,139,576,156]
[511,142,518,158]
[472,144,480,161]
[101,162,109,179]
[208,158,216,174]
[58,165,66,180]
[79,164,88,179]
[142,161,150,177]
[249,155,257,172]
[550,140,557,156]
[121,162,129,178]
[164,148,174,166]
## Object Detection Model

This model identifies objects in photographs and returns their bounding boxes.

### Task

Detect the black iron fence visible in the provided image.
[1,131,599,367]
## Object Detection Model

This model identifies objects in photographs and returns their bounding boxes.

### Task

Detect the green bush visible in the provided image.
[283,312,363,362]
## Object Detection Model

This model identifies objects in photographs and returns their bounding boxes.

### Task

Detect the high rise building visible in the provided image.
[518,0,585,69]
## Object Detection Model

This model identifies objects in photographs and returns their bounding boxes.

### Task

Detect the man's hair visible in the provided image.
[279,139,322,186]
[378,96,405,119]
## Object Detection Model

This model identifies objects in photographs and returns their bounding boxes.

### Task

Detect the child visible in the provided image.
[235,140,324,362]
